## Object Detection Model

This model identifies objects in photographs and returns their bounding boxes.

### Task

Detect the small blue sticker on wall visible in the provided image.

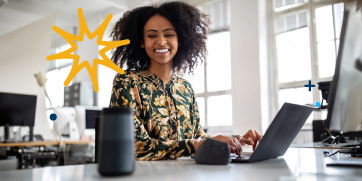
[50,113,57,121]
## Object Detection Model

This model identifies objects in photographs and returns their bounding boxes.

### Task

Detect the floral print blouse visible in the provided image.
[109,70,211,160]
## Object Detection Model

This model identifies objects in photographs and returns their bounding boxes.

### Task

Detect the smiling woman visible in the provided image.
[142,14,179,81]
[108,1,262,161]
[110,1,209,75]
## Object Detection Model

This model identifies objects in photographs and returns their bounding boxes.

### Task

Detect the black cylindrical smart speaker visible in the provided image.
[98,107,135,176]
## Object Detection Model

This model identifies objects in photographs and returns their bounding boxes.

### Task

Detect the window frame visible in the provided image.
[190,0,233,131]
[194,31,232,128]
[271,0,348,127]
[46,43,74,109]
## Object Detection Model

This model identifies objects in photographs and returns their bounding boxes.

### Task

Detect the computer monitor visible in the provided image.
[85,110,101,129]
[75,105,101,135]
[53,107,76,136]
[0,92,37,142]
[325,9,362,133]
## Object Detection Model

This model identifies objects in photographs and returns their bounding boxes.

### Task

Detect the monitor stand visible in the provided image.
[343,131,362,139]
[3,124,10,143]
[3,125,35,143]
[321,131,362,146]
[339,138,362,157]
[29,126,34,142]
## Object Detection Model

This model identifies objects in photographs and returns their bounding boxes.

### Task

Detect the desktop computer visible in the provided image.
[0,92,37,142]
[52,106,101,140]
[85,110,101,129]
[75,106,101,138]
[53,107,79,140]
[321,8,362,150]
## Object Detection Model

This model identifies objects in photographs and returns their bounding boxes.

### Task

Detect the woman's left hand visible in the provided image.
[238,129,263,151]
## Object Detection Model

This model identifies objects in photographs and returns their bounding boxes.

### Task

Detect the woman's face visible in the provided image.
[142,14,179,67]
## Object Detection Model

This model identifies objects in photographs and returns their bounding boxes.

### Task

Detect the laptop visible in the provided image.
[231,102,314,163]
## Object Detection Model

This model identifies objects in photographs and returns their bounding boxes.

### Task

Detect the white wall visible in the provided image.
[0,12,58,140]
[230,0,263,135]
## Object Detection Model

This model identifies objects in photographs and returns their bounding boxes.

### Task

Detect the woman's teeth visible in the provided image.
[155,49,169,53]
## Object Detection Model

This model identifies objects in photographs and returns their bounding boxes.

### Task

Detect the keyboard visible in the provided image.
[231,152,253,163]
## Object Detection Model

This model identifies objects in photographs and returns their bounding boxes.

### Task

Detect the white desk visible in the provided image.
[291,139,362,149]
[1,148,362,181]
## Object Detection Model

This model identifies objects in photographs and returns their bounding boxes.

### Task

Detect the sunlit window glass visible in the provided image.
[45,69,59,108]
[315,5,334,42]
[317,41,336,78]
[334,3,344,39]
[275,0,307,9]
[276,27,311,83]
[278,87,314,123]
[58,66,72,107]
[207,95,232,126]
[206,32,231,92]
[315,4,344,78]
[57,44,73,68]
[183,62,205,94]
[46,44,74,108]
[97,43,118,107]
[196,97,205,127]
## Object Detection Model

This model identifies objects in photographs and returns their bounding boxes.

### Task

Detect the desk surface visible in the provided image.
[0,140,59,147]
[62,140,94,144]
[1,148,362,181]
[291,140,362,149]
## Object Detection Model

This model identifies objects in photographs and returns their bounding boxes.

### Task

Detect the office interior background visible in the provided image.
[0,0,350,143]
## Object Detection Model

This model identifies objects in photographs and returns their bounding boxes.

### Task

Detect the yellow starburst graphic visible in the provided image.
[46,8,129,92]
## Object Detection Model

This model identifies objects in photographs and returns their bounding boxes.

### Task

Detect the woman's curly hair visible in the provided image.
[110,1,210,75]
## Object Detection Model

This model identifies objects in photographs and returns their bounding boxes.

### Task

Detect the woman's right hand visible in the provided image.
[208,135,243,155]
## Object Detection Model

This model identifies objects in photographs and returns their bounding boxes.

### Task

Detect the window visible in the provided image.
[46,44,73,108]
[272,0,345,124]
[184,0,232,128]
[184,31,232,127]
[315,3,344,78]
[97,43,117,108]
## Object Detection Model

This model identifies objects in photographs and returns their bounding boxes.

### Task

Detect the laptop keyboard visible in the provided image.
[231,152,252,157]
[231,152,253,161]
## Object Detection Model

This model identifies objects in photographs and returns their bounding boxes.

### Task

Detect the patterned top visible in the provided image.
[109,70,211,160]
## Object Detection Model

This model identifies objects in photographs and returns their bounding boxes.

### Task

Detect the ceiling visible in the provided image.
[0,0,129,37]
[0,0,208,37]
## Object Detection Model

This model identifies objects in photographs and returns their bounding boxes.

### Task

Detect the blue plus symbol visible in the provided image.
[304,80,315,91]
